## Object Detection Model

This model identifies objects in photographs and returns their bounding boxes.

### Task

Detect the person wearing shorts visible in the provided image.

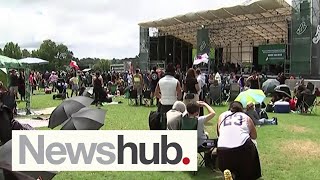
[150,66,159,106]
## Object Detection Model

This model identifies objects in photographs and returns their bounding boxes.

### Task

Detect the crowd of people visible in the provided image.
[0,61,319,179]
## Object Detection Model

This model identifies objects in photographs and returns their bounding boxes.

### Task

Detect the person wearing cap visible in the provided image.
[245,102,278,126]
[166,101,186,130]
[217,101,261,180]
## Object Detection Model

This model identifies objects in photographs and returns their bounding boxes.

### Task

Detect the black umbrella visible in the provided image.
[262,79,280,94]
[0,140,57,180]
[48,96,94,128]
[274,84,291,98]
[82,87,93,97]
[61,107,106,130]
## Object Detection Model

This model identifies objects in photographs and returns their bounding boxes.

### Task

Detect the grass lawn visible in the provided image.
[18,92,320,180]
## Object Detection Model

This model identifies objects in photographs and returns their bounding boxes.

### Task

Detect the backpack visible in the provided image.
[259,109,269,119]
[149,111,161,130]
[151,73,158,81]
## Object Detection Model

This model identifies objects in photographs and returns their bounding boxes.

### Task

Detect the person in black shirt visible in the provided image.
[9,70,19,99]
[247,71,260,89]
[183,68,200,105]
[93,72,104,107]
[150,66,159,106]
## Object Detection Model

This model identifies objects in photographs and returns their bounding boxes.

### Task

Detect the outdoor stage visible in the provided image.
[138,0,320,78]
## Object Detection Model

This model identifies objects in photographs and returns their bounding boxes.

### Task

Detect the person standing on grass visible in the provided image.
[69,73,79,97]
[150,66,160,106]
[217,101,261,180]
[93,71,104,107]
[196,68,205,116]
[133,69,144,105]
[246,71,260,89]
[155,63,182,129]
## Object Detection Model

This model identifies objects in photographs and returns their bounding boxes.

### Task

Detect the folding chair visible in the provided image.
[209,84,222,105]
[180,116,216,175]
[229,83,240,102]
[143,90,152,106]
[128,88,138,106]
[301,94,317,114]
[110,84,118,95]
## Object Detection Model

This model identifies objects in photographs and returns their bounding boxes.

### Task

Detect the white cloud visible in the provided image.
[0,0,292,59]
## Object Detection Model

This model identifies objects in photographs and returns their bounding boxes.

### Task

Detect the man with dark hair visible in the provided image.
[155,63,182,129]
[92,71,104,107]
[186,101,215,147]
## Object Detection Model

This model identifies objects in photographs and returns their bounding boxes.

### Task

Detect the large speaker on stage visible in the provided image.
[215,48,223,67]
[252,47,259,71]
[139,27,149,71]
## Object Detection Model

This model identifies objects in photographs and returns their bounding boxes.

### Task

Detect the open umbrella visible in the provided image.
[0,55,22,68]
[48,96,94,129]
[19,58,48,65]
[274,84,291,98]
[235,89,266,107]
[262,79,280,94]
[82,87,93,97]
[61,107,106,130]
[0,140,57,180]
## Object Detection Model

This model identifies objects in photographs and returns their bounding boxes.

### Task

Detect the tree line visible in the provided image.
[0,40,138,72]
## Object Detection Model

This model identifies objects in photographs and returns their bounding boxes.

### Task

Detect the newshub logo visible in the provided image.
[12,130,197,171]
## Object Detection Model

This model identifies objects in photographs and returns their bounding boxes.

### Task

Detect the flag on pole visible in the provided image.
[69,60,79,70]
[193,53,209,65]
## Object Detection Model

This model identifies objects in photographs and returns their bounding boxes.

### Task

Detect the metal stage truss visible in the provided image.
[138,0,320,78]
[139,0,291,47]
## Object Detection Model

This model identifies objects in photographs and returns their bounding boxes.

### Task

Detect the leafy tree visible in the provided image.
[31,50,39,58]
[21,49,31,58]
[55,43,74,68]
[0,48,2,55]
[37,39,57,62]
[3,42,22,59]
[92,59,110,72]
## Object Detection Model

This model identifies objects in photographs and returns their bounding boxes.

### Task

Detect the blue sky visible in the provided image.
[0,0,292,59]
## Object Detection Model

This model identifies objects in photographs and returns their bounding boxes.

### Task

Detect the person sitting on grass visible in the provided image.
[185,101,216,147]
[246,102,278,126]
[166,101,186,130]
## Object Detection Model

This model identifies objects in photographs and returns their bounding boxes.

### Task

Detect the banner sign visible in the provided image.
[12,130,197,171]
[258,44,286,65]
[197,29,210,55]
[291,0,312,75]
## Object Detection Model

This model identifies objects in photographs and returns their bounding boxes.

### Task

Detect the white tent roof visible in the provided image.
[139,0,291,46]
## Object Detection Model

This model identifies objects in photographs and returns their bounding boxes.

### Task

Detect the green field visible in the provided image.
[17,92,320,180]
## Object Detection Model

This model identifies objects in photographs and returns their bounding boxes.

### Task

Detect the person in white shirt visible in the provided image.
[155,63,182,129]
[217,101,261,180]
[215,72,222,84]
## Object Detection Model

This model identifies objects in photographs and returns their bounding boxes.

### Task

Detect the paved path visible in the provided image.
[16,107,55,128]
[17,107,56,116]
[16,118,49,128]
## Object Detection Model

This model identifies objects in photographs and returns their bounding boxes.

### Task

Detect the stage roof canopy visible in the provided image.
[139,0,292,47]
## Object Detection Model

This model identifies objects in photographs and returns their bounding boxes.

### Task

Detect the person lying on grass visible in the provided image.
[246,102,278,126]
